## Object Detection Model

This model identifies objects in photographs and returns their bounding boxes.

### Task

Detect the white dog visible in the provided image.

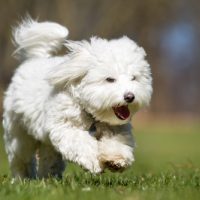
[3,18,152,179]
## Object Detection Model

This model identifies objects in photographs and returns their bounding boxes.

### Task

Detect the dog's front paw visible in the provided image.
[84,159,103,174]
[98,139,134,172]
[100,155,129,171]
[99,154,133,172]
[78,153,103,174]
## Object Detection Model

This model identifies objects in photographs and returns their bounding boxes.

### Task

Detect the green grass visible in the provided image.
[0,121,200,200]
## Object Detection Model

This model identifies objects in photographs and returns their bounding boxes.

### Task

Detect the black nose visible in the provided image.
[124,92,135,103]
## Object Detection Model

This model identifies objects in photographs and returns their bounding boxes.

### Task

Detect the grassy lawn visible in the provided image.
[0,119,200,200]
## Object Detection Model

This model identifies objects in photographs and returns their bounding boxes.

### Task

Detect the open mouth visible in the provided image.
[113,105,130,120]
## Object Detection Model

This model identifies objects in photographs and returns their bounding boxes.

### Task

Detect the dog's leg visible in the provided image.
[98,136,134,171]
[49,126,102,173]
[96,123,135,171]
[4,124,37,179]
[37,144,65,179]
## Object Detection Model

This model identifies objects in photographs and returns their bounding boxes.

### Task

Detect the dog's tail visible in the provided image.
[12,17,69,60]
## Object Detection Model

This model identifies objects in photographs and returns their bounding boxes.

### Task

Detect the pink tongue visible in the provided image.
[113,105,130,120]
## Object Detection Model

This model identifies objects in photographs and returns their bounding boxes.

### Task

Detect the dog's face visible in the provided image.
[50,36,152,125]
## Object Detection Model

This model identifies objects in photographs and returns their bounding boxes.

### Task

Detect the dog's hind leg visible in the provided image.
[37,144,65,179]
[3,122,38,179]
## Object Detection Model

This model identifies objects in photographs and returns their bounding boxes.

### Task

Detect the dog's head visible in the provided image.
[49,36,152,125]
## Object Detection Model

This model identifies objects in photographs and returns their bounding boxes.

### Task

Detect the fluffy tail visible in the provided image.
[13,17,69,60]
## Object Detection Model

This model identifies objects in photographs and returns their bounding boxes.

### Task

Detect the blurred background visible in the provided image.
[0,0,200,175]
[0,0,200,117]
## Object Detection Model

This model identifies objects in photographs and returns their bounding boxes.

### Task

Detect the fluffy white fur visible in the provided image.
[3,18,152,179]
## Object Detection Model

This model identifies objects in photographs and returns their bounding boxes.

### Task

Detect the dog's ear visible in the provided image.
[48,61,89,88]
[48,40,92,88]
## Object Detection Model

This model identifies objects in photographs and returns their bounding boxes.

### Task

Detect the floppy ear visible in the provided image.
[48,61,89,88]
[48,40,91,88]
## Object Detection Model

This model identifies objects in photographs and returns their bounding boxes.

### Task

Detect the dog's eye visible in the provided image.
[132,76,136,81]
[106,77,116,83]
